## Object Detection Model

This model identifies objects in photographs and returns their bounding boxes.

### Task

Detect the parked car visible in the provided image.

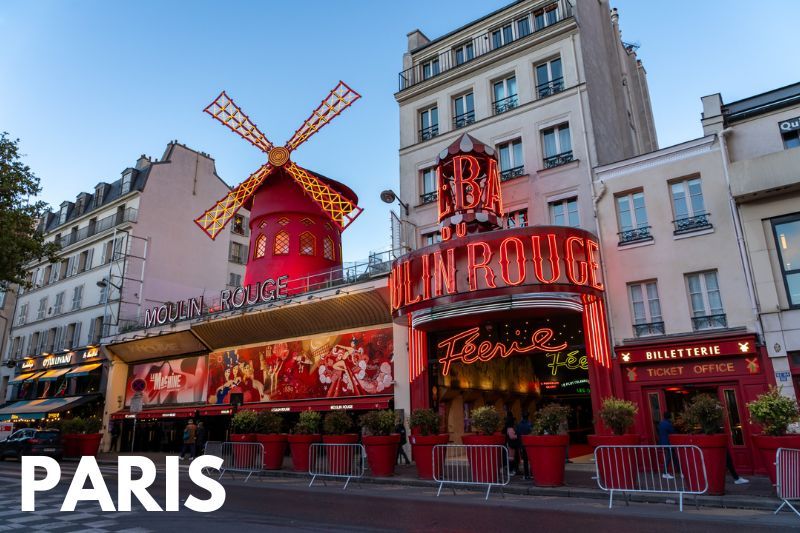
[0,428,63,461]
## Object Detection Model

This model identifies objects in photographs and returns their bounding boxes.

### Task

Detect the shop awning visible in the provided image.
[106,330,209,364]
[38,368,72,381]
[9,371,44,383]
[0,395,100,421]
[66,363,103,377]
[111,405,203,420]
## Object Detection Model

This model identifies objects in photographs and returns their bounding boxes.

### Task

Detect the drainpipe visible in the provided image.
[717,128,763,339]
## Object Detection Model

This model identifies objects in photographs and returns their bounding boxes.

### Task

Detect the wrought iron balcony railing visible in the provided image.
[493,95,519,115]
[453,111,475,129]
[536,77,565,99]
[673,213,712,235]
[543,151,574,169]
[633,321,665,337]
[618,225,652,245]
[55,208,138,248]
[500,166,525,182]
[419,191,438,205]
[691,313,727,331]
[419,125,439,142]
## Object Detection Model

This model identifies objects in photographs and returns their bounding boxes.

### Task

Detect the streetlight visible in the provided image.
[380,189,409,216]
[96,278,122,290]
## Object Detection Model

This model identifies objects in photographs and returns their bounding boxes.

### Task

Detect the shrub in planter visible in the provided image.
[288,411,322,472]
[524,404,571,487]
[670,394,727,495]
[462,406,504,483]
[230,410,258,441]
[408,409,448,480]
[360,410,400,476]
[589,398,640,489]
[61,416,103,457]
[468,406,502,437]
[322,411,357,474]
[598,397,638,436]
[747,386,800,484]
[255,411,287,470]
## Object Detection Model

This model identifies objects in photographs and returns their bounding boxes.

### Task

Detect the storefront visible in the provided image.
[615,333,774,474]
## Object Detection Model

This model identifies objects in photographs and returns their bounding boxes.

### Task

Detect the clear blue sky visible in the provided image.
[2,1,799,262]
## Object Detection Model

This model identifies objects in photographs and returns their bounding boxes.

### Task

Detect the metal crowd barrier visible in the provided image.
[594,445,707,511]
[308,443,365,490]
[776,447,800,518]
[216,441,264,482]
[200,441,224,476]
[432,444,510,500]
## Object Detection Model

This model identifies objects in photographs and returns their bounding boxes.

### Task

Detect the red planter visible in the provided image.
[363,434,401,477]
[255,434,288,470]
[752,434,800,485]
[410,434,449,479]
[62,433,102,457]
[62,435,80,458]
[230,433,257,442]
[322,434,359,475]
[230,433,257,468]
[288,434,321,472]
[588,434,640,489]
[670,433,727,495]
[522,435,569,487]
[462,434,506,483]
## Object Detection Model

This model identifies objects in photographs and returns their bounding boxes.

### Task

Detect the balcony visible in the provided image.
[618,225,653,245]
[633,321,665,337]
[543,151,574,169]
[419,125,439,142]
[500,165,525,182]
[56,208,138,248]
[398,2,573,91]
[673,213,712,235]
[691,313,727,331]
[453,111,475,129]
[536,77,564,99]
[419,191,438,205]
[493,95,519,115]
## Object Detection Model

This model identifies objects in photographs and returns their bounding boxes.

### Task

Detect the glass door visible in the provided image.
[645,389,664,443]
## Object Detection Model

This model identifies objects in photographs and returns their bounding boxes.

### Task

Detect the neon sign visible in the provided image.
[436,327,568,376]
[545,351,588,376]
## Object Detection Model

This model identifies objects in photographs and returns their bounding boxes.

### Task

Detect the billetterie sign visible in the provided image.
[144,275,289,328]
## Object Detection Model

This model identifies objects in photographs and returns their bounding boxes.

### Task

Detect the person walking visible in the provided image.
[658,412,677,479]
[515,412,532,479]
[180,419,197,460]
[504,413,520,475]
[395,421,410,465]
[109,421,120,452]
[195,421,207,458]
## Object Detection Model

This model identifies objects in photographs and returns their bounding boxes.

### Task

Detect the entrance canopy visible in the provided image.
[0,395,100,421]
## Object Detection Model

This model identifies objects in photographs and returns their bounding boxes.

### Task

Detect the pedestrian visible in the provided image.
[396,421,410,465]
[109,421,120,452]
[658,412,677,479]
[726,448,749,484]
[504,412,519,475]
[180,419,197,460]
[515,412,532,479]
[195,421,207,457]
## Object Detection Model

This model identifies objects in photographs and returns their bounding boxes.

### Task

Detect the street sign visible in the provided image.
[131,378,146,393]
[130,392,143,414]
[775,370,791,382]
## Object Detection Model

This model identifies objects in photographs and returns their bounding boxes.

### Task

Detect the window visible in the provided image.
[277,217,290,226]
[535,58,563,98]
[421,57,440,80]
[517,16,531,37]
[113,237,124,260]
[533,3,559,30]
[99,282,108,305]
[686,271,726,330]
[273,231,290,255]
[323,236,335,261]
[31,332,40,355]
[497,139,524,181]
[491,23,513,49]
[299,232,315,256]
[37,297,47,320]
[44,328,57,353]
[78,249,92,272]
[301,217,314,226]
[229,272,242,287]
[52,291,64,315]
[492,76,518,114]
[121,171,132,194]
[453,42,474,65]
[419,106,439,141]
[422,231,442,246]
[616,191,651,244]
[72,285,84,311]
[628,281,664,336]
[671,177,710,234]
[94,185,105,207]
[42,265,52,286]
[16,303,28,326]
[88,317,103,345]
[420,167,437,204]
[549,197,579,227]
[542,123,573,168]
[254,234,267,259]
[232,215,247,236]
[58,204,69,225]
[453,93,475,128]
[773,213,800,307]
[505,209,528,229]
[780,119,800,149]
[229,241,246,264]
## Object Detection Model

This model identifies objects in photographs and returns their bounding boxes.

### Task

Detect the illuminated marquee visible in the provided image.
[617,335,757,365]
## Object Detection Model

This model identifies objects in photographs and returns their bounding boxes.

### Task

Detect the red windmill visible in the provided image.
[196,82,363,288]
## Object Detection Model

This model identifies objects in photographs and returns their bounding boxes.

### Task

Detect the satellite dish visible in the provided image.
[380,190,397,204]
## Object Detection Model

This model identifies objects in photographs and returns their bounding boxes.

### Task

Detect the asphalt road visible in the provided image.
[0,459,795,532]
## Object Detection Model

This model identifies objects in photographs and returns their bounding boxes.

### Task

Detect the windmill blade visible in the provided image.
[204,91,274,153]
[284,162,363,230]
[195,163,274,239]
[285,81,361,152]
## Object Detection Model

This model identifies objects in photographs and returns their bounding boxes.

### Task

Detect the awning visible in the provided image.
[66,363,103,377]
[0,395,100,420]
[9,371,44,383]
[111,405,202,420]
[106,330,209,364]
[38,368,72,381]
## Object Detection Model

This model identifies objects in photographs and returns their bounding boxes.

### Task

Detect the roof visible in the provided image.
[722,81,800,124]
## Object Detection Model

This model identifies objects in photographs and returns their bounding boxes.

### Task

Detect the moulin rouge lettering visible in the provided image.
[437,327,568,376]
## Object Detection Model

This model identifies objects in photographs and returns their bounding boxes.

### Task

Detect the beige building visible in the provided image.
[0,287,17,402]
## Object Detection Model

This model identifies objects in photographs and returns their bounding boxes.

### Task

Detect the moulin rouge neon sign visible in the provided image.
[437,326,568,376]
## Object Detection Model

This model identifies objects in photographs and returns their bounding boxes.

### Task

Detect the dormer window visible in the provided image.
[121,170,134,194]
[58,204,70,225]
[94,184,106,207]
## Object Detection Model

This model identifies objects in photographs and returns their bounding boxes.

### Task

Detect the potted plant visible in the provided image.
[747,386,800,484]
[288,410,321,472]
[462,406,504,483]
[322,411,357,475]
[522,404,571,487]
[669,394,727,495]
[588,398,640,489]
[409,408,448,479]
[61,417,103,457]
[230,410,259,442]
[254,411,287,470]
[360,410,400,477]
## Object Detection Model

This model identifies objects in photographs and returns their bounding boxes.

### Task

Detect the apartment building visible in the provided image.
[0,142,247,414]
[0,287,17,402]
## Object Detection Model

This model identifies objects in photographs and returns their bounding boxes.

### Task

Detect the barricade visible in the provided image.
[432,444,510,500]
[594,445,707,511]
[775,447,800,518]
[216,441,264,482]
[308,443,365,490]
[201,441,224,476]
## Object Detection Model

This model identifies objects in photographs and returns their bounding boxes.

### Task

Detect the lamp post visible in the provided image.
[380,189,409,216]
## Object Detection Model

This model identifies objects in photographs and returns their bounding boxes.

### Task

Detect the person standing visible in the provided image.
[395,421,410,465]
[195,421,207,458]
[515,412,532,480]
[109,421,120,452]
[504,413,519,475]
[180,419,197,460]
[658,412,677,479]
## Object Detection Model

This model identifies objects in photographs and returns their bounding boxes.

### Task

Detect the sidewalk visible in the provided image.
[85,451,782,512]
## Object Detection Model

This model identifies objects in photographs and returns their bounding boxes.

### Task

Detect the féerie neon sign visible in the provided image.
[437,327,568,376]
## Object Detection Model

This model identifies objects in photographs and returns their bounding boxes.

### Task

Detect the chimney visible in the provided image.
[701,93,724,135]
[407,29,430,52]
[136,154,151,170]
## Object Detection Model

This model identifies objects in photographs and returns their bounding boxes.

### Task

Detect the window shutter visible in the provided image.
[72,322,82,349]
[243,245,250,262]
[53,327,62,352]
[49,266,58,284]
[25,334,32,356]
[244,216,250,236]
[87,319,95,345]
[86,248,94,270]
[100,242,108,264]
[37,331,46,354]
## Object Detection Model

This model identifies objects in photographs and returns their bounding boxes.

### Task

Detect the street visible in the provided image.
[0,459,796,532]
